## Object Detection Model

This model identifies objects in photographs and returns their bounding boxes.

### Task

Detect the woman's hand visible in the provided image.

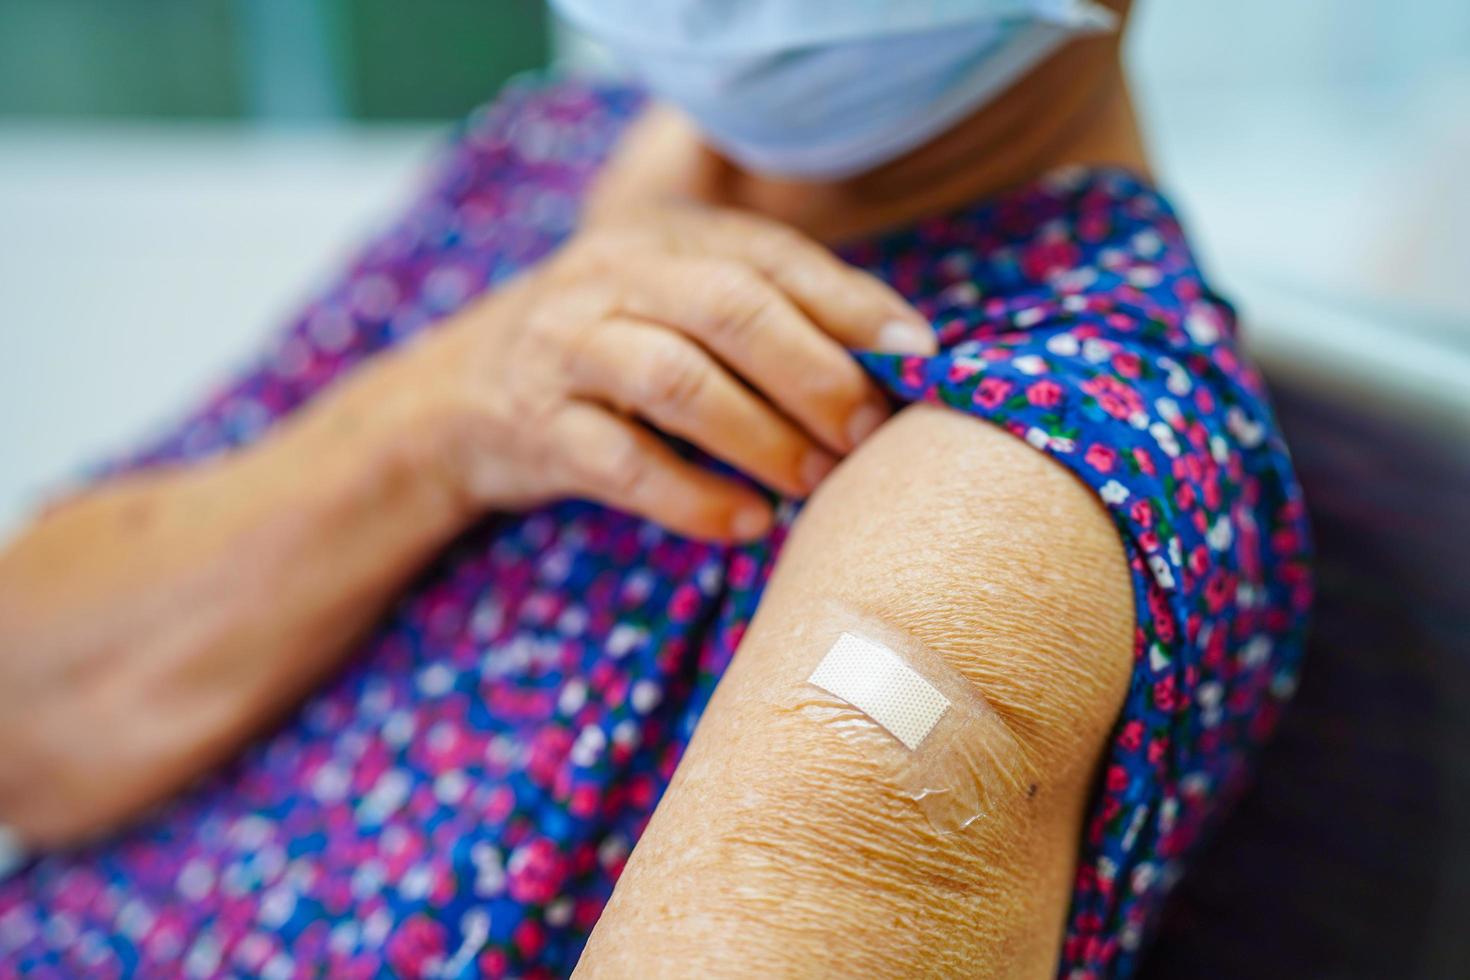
[352,203,935,541]
[0,202,929,849]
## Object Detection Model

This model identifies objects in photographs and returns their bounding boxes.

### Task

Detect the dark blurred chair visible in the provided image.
[1141,380,1470,979]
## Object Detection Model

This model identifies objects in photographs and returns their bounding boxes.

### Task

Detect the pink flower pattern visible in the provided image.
[0,80,1310,979]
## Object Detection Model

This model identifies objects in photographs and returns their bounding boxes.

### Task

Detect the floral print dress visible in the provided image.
[0,79,1311,979]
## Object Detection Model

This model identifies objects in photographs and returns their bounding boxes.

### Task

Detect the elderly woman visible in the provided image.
[0,1,1309,976]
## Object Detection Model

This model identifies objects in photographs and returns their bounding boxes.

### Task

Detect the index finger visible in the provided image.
[612,254,893,455]
[663,207,938,357]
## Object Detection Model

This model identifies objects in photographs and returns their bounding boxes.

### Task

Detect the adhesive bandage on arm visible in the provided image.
[768,604,1032,834]
[808,632,951,750]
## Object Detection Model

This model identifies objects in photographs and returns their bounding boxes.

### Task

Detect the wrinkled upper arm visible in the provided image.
[773,402,1135,771]
[575,403,1133,978]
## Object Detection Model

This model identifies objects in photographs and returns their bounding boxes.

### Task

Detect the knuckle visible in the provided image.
[518,300,577,361]
[585,429,649,497]
[516,293,615,388]
[699,258,762,303]
[529,259,622,327]
[702,262,774,343]
[640,337,710,412]
[712,204,775,237]
[550,316,600,384]
[560,227,640,270]
[756,222,810,262]
[719,208,814,262]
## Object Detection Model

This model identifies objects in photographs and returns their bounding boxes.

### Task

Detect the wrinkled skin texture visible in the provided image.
[354,203,934,540]
[576,404,1133,977]
[0,204,930,849]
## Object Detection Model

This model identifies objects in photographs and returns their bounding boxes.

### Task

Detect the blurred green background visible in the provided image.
[0,0,551,121]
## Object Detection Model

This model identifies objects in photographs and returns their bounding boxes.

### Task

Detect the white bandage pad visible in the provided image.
[808,632,951,750]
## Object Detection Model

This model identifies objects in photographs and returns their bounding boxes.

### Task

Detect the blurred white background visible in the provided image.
[1,0,1468,532]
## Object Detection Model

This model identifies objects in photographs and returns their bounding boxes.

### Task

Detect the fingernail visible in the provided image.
[731,504,772,540]
[845,401,887,447]
[799,449,837,492]
[876,319,937,356]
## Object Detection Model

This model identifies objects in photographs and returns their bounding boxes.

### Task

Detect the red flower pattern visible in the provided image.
[0,82,1310,980]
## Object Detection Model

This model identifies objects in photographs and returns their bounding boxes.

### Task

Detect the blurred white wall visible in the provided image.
[1132,0,1470,86]
[1128,0,1470,430]
[2,0,1467,534]
[0,126,439,531]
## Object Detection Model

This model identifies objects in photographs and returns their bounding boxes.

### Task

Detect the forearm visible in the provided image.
[0,362,466,844]
[575,405,1133,977]
[192,368,472,685]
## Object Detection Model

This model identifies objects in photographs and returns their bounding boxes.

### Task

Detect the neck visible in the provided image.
[728,40,1147,243]
[609,39,1146,247]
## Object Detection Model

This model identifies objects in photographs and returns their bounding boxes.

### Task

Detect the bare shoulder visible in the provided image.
[770,401,1135,775]
[574,403,1139,977]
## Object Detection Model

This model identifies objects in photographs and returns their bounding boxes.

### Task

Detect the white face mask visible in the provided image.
[549,0,1117,180]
